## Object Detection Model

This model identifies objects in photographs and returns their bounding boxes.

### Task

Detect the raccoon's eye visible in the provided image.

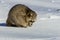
[29,20,35,23]
[27,14,31,17]
[27,13,33,17]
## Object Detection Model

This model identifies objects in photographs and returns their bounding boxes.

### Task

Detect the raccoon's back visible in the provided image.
[8,4,29,17]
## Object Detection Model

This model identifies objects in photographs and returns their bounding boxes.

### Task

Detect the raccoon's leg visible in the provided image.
[16,19,28,28]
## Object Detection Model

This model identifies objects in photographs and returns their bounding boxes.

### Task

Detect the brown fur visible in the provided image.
[6,4,37,28]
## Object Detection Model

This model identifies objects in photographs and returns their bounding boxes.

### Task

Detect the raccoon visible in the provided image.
[6,4,37,28]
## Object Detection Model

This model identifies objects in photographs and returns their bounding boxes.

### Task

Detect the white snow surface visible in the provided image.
[0,0,60,40]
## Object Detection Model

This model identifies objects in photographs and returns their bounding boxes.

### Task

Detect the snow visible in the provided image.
[0,0,60,40]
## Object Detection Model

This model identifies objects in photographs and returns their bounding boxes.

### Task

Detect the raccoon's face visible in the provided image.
[26,11,37,26]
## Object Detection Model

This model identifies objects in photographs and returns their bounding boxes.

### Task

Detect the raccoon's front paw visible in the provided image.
[28,22,33,27]
[28,20,35,27]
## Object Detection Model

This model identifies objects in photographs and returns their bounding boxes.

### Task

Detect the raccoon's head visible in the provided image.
[26,11,37,24]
